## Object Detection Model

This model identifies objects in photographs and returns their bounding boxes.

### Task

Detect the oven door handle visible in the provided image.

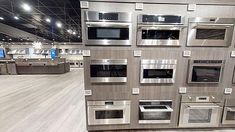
[138,24,187,30]
[86,22,131,27]
[227,107,235,112]
[140,105,173,112]
[193,23,234,29]
[187,105,220,109]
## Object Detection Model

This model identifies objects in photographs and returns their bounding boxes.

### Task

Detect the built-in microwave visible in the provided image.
[188,60,224,84]
[87,100,131,125]
[90,59,127,83]
[187,17,235,47]
[139,100,173,124]
[84,11,132,46]
[140,59,177,84]
[137,14,186,46]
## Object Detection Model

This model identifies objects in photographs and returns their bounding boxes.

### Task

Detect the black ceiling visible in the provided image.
[0,0,82,43]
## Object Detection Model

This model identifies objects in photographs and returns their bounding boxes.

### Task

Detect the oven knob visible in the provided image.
[188,96,192,100]
[211,96,215,99]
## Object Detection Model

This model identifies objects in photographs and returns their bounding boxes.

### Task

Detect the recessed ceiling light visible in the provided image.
[21,3,31,12]
[56,21,62,28]
[67,29,72,34]
[0,17,4,20]
[45,18,51,23]
[14,16,19,20]
[72,31,77,35]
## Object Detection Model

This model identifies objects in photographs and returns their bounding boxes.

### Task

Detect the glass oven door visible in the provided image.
[86,22,131,45]
[187,23,234,47]
[188,66,222,83]
[222,107,235,124]
[179,103,221,127]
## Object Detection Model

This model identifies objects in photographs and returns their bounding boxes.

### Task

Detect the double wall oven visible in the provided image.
[187,17,235,47]
[140,59,177,84]
[137,14,186,46]
[139,100,173,124]
[87,100,131,125]
[179,95,222,127]
[84,11,132,46]
[222,99,235,125]
[90,59,127,83]
[188,60,224,84]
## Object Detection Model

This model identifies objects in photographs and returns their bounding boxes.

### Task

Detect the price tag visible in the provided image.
[85,90,92,96]
[132,88,140,95]
[188,4,196,11]
[136,3,143,10]
[80,1,89,9]
[179,87,187,94]
[231,51,235,57]
[224,88,232,95]
[134,50,142,57]
[183,50,191,57]
[83,50,90,57]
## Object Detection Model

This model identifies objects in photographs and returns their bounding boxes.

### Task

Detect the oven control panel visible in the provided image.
[181,95,221,103]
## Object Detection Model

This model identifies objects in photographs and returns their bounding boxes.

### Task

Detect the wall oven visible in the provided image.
[139,100,173,124]
[84,11,132,46]
[233,66,235,84]
[90,59,127,83]
[187,17,235,47]
[222,99,235,125]
[137,14,185,46]
[140,59,177,84]
[188,60,224,84]
[87,100,131,125]
[179,95,222,127]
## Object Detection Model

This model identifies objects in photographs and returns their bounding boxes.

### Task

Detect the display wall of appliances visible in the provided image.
[84,11,132,46]
[187,17,235,47]
[140,59,177,84]
[139,100,173,124]
[137,14,185,46]
[90,59,127,83]
[179,95,222,127]
[222,99,235,125]
[87,100,131,125]
[188,60,224,84]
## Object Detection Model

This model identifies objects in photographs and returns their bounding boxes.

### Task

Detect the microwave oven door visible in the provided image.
[137,25,185,46]
[87,105,130,125]
[179,103,221,127]
[187,23,234,47]
[85,22,131,46]
[188,65,222,84]
[141,64,176,84]
[222,107,235,124]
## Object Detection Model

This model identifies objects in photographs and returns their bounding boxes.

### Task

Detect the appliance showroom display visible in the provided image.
[84,11,132,46]
[188,60,224,83]
[187,17,235,47]
[139,100,173,124]
[90,59,127,83]
[87,100,131,125]
[222,99,235,124]
[137,14,186,46]
[179,95,222,127]
[140,59,177,84]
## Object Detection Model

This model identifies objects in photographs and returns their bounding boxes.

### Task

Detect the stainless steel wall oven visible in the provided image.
[84,11,132,46]
[188,60,224,84]
[187,17,235,47]
[222,99,235,125]
[139,100,173,124]
[179,95,222,127]
[140,59,177,84]
[90,59,127,83]
[137,14,185,46]
[87,100,131,125]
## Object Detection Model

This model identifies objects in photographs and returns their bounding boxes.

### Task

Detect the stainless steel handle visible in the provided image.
[138,24,187,29]
[193,23,234,29]
[86,22,131,27]
[196,23,234,27]
[227,107,235,112]
[187,105,220,108]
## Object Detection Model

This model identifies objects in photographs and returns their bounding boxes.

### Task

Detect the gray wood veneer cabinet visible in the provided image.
[82,0,235,131]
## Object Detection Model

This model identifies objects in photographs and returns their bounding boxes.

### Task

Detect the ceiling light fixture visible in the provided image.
[14,16,19,20]
[21,3,31,12]
[72,31,77,35]
[45,18,51,23]
[56,21,62,28]
[67,29,72,34]
[32,41,42,49]
[0,17,4,20]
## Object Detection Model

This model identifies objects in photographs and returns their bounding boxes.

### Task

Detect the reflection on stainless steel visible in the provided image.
[84,11,132,46]
[222,99,235,124]
[139,100,173,124]
[179,95,222,127]
[90,59,127,83]
[137,14,186,46]
[187,60,224,84]
[7,49,28,55]
[187,17,235,47]
[140,59,177,84]
[87,100,131,125]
